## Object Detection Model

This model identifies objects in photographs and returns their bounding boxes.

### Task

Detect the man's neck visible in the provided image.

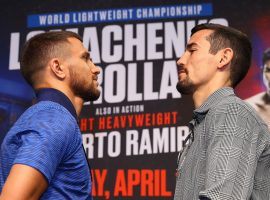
[73,96,84,116]
[35,85,83,117]
[192,78,232,108]
[61,89,83,116]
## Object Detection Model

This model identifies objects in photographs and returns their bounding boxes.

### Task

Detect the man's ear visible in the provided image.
[217,48,234,69]
[48,58,66,79]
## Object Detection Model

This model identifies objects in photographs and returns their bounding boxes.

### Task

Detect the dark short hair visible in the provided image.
[191,23,252,88]
[20,31,82,86]
[263,48,270,64]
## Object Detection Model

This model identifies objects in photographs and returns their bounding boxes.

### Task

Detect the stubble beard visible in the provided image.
[69,68,100,102]
[176,75,195,95]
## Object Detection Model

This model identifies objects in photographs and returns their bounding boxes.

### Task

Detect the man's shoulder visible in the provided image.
[209,94,258,117]
[4,101,79,151]
[212,93,246,108]
[10,101,77,134]
[22,101,74,121]
[209,94,268,127]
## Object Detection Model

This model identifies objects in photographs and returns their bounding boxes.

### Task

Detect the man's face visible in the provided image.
[176,29,219,94]
[263,60,270,92]
[65,37,100,101]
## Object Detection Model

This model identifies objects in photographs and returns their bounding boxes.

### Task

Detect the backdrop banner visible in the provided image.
[1,0,270,199]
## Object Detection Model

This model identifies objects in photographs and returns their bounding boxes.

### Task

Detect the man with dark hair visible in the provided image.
[174,23,270,199]
[0,31,100,199]
[245,48,270,129]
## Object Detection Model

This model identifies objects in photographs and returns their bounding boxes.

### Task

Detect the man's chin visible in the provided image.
[84,90,100,102]
[176,83,193,95]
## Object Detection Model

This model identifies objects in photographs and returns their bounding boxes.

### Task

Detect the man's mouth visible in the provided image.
[178,69,185,74]
[177,65,186,74]
[177,68,187,75]
[93,76,98,81]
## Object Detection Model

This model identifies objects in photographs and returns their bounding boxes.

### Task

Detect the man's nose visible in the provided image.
[177,53,186,66]
[176,57,182,66]
[92,65,101,74]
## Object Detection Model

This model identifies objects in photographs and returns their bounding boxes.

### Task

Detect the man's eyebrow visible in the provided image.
[186,42,198,50]
[81,51,90,59]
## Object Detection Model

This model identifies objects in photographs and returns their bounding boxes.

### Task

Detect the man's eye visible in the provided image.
[83,55,90,61]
